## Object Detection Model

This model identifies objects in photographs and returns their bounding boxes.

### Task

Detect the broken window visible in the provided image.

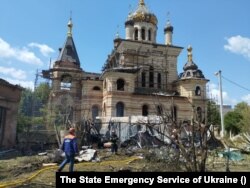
[142,104,148,116]
[117,79,125,91]
[60,74,72,90]
[116,102,124,117]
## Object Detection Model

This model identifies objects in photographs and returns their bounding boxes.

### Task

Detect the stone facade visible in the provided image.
[0,79,22,148]
[43,0,209,129]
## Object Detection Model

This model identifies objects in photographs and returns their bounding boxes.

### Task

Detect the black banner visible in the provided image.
[56,172,249,187]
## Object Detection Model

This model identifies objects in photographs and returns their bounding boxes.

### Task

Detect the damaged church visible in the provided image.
[42,0,209,144]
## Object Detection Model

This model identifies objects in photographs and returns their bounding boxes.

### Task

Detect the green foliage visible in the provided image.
[207,100,220,126]
[224,111,242,135]
[224,102,250,134]
[34,83,50,103]
[17,82,51,132]
[239,108,250,133]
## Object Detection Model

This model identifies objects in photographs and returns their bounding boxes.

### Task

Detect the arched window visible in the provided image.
[197,107,202,122]
[60,74,72,90]
[142,104,148,116]
[92,105,99,120]
[157,105,163,116]
[171,106,177,122]
[141,28,145,40]
[149,66,154,88]
[134,28,138,40]
[116,102,124,117]
[93,86,101,91]
[195,86,201,96]
[117,79,125,91]
[148,29,151,41]
[141,72,146,87]
[157,73,161,89]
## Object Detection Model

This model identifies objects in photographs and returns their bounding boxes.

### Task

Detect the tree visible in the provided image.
[207,100,220,126]
[224,111,242,135]
[234,102,250,133]
[17,83,51,132]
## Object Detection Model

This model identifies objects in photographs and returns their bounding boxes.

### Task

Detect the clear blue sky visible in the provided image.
[0,0,250,107]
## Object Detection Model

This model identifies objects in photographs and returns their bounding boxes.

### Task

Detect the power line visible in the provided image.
[222,75,250,92]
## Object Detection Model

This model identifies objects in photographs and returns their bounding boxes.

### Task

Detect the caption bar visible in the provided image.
[56,172,249,187]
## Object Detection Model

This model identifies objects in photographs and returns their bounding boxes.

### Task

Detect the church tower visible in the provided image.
[125,0,158,43]
[42,18,83,127]
[175,46,209,122]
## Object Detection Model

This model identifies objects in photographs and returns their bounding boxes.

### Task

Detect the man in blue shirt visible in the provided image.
[58,127,78,172]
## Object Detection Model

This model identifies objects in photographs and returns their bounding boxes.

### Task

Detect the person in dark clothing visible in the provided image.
[110,130,119,154]
[58,128,78,172]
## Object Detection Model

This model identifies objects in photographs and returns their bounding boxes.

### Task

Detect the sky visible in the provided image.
[0,0,250,107]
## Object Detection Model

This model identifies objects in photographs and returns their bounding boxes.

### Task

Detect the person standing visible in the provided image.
[58,127,78,172]
[110,130,119,154]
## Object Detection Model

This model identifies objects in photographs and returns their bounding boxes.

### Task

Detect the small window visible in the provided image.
[135,28,138,40]
[148,29,151,41]
[117,79,125,91]
[60,74,72,90]
[195,86,201,96]
[93,86,101,91]
[141,28,145,40]
[149,66,154,88]
[116,102,124,117]
[142,105,148,116]
[157,73,161,89]
[92,105,99,120]
[141,72,146,87]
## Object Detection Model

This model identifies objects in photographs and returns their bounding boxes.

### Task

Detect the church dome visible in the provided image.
[179,46,205,79]
[126,0,158,26]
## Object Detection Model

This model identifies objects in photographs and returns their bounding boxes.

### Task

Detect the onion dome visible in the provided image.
[164,20,173,33]
[125,0,158,26]
[179,46,205,79]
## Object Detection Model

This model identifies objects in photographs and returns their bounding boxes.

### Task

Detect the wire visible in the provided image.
[222,75,250,92]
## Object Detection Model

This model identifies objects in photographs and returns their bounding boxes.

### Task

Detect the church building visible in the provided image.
[42,0,209,131]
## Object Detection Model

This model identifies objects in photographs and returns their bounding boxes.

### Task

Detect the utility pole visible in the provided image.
[215,70,224,138]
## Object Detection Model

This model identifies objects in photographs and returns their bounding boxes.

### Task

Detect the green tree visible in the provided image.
[234,102,249,113]
[234,102,250,133]
[239,108,250,133]
[34,83,50,103]
[17,83,51,132]
[224,111,242,135]
[207,100,220,126]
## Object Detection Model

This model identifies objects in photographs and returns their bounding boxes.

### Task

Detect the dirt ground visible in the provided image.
[0,148,250,188]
